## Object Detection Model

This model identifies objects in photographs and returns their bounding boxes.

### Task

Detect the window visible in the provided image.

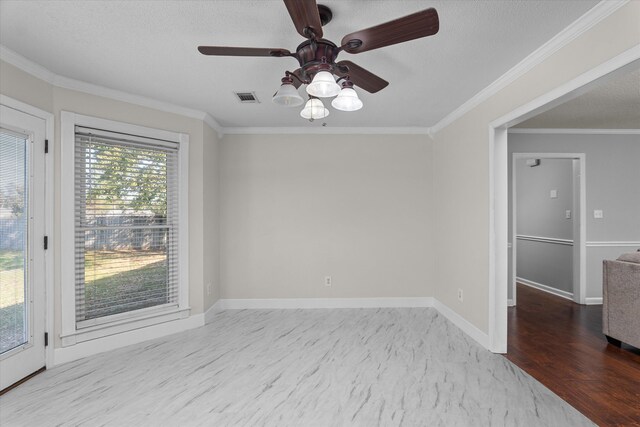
[74,127,179,327]
[61,113,189,344]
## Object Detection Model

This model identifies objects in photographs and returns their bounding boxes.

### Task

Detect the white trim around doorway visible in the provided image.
[487,45,640,354]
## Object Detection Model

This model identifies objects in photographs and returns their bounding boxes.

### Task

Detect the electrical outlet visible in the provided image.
[324,276,332,287]
[457,288,463,302]
[594,210,603,219]
[565,210,571,219]
[207,282,212,296]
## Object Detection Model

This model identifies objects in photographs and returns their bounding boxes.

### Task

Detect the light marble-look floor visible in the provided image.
[1,308,594,426]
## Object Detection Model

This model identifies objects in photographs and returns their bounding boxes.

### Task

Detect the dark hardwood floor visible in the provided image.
[506,283,640,427]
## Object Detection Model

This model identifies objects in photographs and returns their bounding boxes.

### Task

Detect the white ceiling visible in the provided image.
[516,68,640,129]
[0,0,600,128]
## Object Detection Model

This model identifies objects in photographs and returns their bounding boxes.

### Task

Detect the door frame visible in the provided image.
[488,47,640,354]
[510,153,586,306]
[1,95,54,368]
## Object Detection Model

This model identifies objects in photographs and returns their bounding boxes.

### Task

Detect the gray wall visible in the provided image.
[516,158,574,239]
[509,132,640,300]
[514,158,574,294]
[516,239,573,293]
[219,133,434,300]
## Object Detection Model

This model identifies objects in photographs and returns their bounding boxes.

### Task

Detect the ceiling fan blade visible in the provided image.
[341,8,439,54]
[198,46,291,57]
[283,0,323,39]
[335,61,389,93]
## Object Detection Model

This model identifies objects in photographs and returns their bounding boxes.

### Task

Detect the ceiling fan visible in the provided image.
[198,0,439,121]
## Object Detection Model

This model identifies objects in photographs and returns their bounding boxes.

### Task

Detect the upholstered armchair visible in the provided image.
[602,251,640,348]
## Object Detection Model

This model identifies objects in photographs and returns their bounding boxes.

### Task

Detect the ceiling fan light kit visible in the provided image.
[306,70,342,98]
[332,80,363,112]
[198,0,439,122]
[273,77,305,107]
[300,97,330,121]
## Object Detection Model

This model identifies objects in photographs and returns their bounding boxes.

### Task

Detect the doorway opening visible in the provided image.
[488,50,639,354]
[510,153,585,306]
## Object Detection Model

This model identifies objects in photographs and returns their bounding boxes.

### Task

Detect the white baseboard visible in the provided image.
[585,297,603,305]
[217,297,434,310]
[432,299,491,350]
[517,277,574,301]
[217,297,490,351]
[52,296,496,366]
[204,299,223,324]
[53,313,204,366]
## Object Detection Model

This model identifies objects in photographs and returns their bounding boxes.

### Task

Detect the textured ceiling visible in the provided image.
[0,0,600,128]
[516,68,640,129]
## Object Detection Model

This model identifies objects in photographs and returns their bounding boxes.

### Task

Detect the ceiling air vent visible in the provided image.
[234,91,260,103]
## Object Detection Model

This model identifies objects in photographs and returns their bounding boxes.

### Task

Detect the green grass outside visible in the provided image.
[84,250,166,281]
[0,302,25,353]
[0,250,24,310]
[0,250,23,270]
[0,249,169,351]
[0,250,25,352]
[84,255,168,319]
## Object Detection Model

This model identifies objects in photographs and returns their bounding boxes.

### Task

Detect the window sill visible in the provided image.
[60,306,191,347]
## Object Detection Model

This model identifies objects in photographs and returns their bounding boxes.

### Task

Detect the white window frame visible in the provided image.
[60,112,189,347]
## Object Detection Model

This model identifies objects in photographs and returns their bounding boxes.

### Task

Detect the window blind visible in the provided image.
[0,128,29,351]
[74,126,179,326]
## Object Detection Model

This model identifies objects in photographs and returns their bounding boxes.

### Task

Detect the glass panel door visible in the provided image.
[0,130,28,354]
[0,104,46,391]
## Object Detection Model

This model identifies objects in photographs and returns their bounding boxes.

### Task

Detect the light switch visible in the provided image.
[594,210,603,219]
[550,189,558,199]
[565,210,571,219]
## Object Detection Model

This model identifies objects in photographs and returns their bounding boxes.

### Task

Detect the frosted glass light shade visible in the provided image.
[306,71,341,98]
[331,87,363,111]
[272,83,304,107]
[300,98,330,120]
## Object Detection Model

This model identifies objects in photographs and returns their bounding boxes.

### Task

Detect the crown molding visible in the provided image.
[429,0,630,135]
[0,45,225,138]
[489,45,639,130]
[222,126,432,135]
[202,114,225,139]
[0,44,424,138]
[0,45,56,83]
[509,128,640,135]
[53,73,212,124]
[1,0,629,140]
